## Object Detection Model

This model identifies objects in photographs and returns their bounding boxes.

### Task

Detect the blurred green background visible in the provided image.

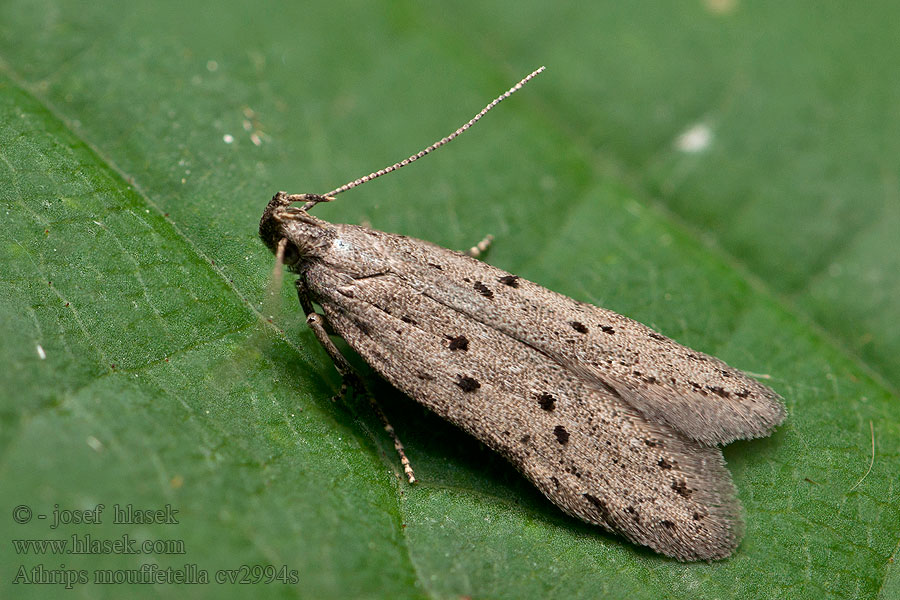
[1,1,897,598]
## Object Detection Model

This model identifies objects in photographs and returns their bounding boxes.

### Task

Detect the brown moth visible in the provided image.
[258,67,786,561]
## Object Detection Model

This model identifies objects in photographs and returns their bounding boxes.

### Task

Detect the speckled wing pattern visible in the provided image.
[301,223,786,561]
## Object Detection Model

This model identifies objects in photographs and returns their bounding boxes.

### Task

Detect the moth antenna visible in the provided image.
[299,66,545,211]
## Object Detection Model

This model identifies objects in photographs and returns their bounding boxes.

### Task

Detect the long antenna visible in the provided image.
[310,66,545,207]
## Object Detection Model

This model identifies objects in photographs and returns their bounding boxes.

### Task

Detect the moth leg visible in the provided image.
[466,234,494,259]
[295,278,316,317]
[304,310,417,485]
[365,393,417,485]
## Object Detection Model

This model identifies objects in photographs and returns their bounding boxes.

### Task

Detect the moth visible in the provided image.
[258,67,786,561]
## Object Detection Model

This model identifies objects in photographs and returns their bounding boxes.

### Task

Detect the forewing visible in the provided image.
[377,230,786,446]
[305,261,743,560]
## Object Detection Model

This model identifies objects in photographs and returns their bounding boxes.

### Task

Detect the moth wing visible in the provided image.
[383,235,786,446]
[306,263,743,560]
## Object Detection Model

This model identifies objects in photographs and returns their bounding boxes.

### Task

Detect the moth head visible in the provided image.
[259,192,335,269]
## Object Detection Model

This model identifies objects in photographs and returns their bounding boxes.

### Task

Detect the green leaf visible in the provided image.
[1,2,897,599]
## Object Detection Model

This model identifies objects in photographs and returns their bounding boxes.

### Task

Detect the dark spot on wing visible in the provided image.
[706,385,730,398]
[456,375,481,393]
[736,389,751,398]
[427,262,443,270]
[473,281,493,298]
[498,275,520,287]
[583,494,610,520]
[401,315,417,325]
[672,479,693,498]
[554,425,569,444]
[570,321,588,333]
[520,434,531,444]
[688,381,708,395]
[625,506,639,523]
[600,325,615,334]
[649,332,666,341]
[658,458,673,470]
[661,520,676,530]
[446,334,469,351]
[537,392,556,412]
